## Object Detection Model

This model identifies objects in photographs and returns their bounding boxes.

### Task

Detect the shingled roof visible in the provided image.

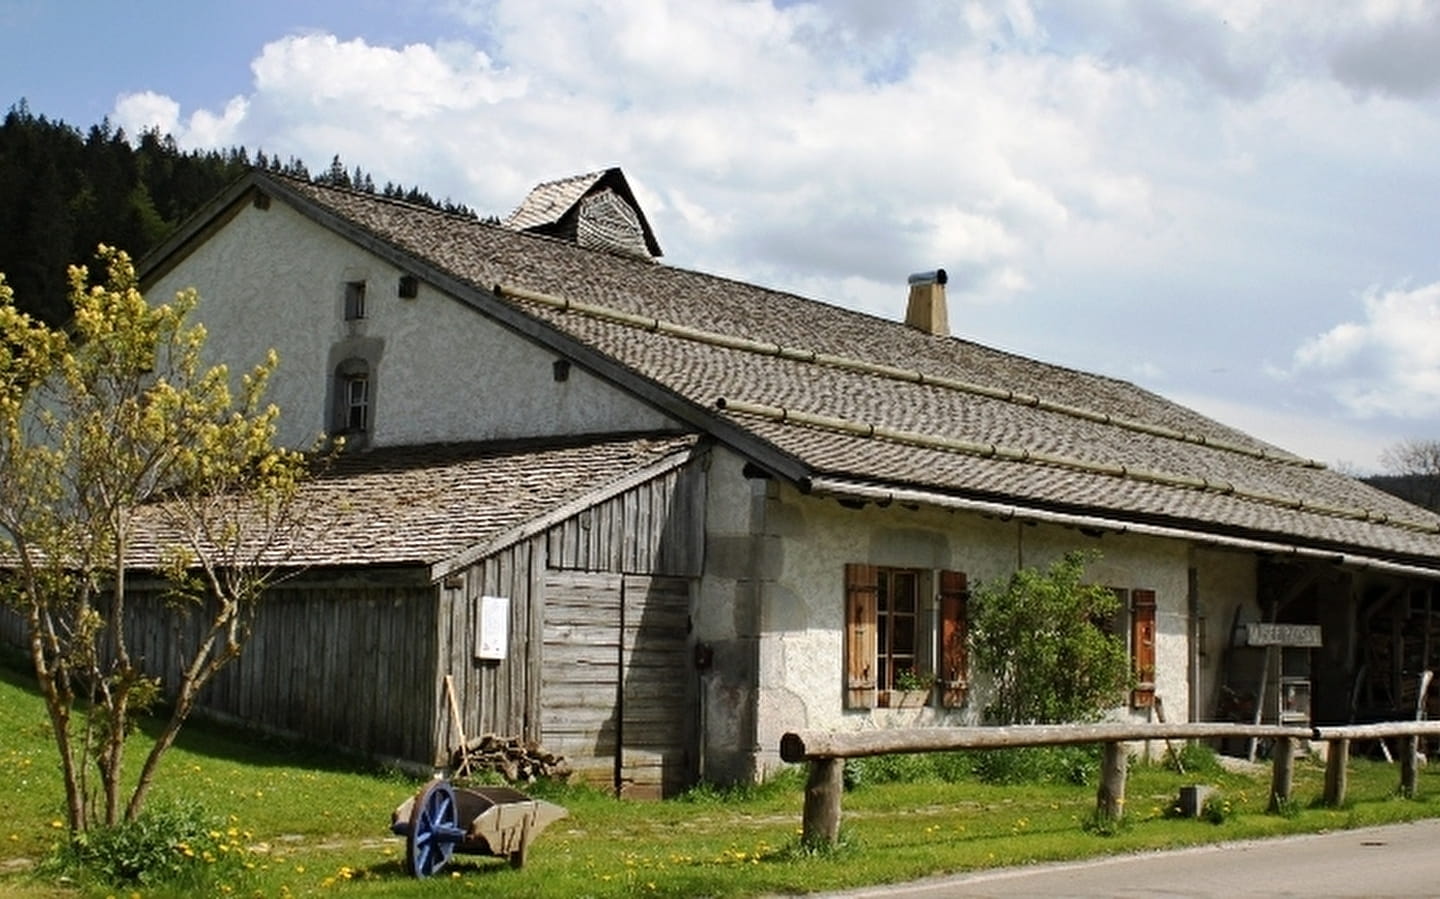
[128,433,699,575]
[144,172,1440,577]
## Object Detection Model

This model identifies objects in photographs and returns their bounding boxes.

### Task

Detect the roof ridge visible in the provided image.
[714,398,1440,536]
[495,283,1324,471]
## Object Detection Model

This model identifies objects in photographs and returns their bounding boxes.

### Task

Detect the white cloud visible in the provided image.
[100,0,1440,467]
[113,91,181,137]
[1291,282,1440,418]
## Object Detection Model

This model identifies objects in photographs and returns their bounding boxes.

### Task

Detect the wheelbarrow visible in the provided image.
[389,779,567,877]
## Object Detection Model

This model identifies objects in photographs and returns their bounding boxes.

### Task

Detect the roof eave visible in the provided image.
[807,475,1440,582]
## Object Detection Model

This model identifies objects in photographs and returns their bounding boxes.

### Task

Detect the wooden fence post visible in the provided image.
[1095,742,1128,820]
[1268,736,1294,812]
[1400,735,1419,799]
[1322,738,1349,807]
[802,758,844,846]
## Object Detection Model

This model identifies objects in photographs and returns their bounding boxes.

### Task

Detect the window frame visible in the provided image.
[332,357,372,439]
[343,373,369,433]
[845,564,967,710]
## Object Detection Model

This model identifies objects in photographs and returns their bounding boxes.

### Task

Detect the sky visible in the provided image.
[2,0,1439,473]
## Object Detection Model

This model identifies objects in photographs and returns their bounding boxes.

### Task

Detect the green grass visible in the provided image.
[4,657,1440,897]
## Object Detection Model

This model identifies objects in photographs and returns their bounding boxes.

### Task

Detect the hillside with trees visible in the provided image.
[0,100,481,324]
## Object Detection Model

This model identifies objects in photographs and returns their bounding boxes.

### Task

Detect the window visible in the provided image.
[343,374,369,432]
[344,280,367,320]
[1102,587,1157,708]
[1130,589,1157,708]
[332,358,371,437]
[844,564,967,710]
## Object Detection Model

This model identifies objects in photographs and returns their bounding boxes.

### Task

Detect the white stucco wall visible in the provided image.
[148,200,675,449]
[695,448,1235,779]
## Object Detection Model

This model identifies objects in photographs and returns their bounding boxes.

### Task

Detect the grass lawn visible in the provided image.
[4,658,1440,897]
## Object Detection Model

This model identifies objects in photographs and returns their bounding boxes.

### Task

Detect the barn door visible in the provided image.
[541,571,695,798]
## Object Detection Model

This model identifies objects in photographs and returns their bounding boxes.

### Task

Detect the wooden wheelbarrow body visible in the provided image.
[389,779,567,877]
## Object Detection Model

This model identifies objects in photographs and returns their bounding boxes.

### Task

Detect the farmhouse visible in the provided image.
[8,168,1440,796]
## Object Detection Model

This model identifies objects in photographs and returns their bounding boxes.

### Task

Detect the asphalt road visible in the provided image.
[810,819,1440,898]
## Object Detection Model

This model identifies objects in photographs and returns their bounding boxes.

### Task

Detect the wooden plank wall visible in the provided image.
[0,604,24,651]
[545,463,705,578]
[120,581,440,764]
[432,537,544,762]
[434,457,707,781]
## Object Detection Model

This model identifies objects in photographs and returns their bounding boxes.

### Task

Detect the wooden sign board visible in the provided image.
[1245,623,1321,647]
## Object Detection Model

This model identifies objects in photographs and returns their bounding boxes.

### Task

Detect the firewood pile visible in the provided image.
[450,734,571,783]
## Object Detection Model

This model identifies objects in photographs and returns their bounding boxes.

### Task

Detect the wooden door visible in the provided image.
[541,571,695,797]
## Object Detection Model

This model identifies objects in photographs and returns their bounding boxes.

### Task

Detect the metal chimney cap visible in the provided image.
[907,268,948,286]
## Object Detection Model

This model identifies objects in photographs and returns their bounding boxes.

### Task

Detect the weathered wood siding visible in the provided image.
[539,571,696,798]
[545,463,705,577]
[0,604,24,651]
[121,578,440,764]
[435,454,706,793]
[432,537,545,762]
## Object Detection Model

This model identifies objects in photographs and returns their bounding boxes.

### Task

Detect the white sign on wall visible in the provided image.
[476,595,510,660]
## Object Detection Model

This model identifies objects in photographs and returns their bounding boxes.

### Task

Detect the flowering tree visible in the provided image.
[0,247,313,830]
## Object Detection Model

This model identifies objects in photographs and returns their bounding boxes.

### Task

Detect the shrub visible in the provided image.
[44,799,253,891]
[969,550,1129,725]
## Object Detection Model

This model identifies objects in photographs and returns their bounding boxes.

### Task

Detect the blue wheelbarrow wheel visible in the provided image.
[406,779,466,878]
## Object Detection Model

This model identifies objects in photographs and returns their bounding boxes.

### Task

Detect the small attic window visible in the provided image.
[398,275,419,299]
[344,281,367,320]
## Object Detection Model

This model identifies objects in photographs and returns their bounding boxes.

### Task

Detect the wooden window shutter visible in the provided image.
[844,564,878,709]
[1130,589,1157,708]
[938,570,969,708]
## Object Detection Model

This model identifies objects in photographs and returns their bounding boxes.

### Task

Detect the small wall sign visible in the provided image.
[477,595,510,660]
[1245,623,1322,647]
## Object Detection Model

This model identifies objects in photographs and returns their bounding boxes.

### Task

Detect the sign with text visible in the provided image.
[476,595,510,660]
[1246,623,1322,647]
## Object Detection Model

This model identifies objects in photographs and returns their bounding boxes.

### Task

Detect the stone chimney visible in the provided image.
[905,269,949,336]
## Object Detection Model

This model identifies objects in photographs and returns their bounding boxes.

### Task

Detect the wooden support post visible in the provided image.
[1095,742,1128,821]
[801,758,844,847]
[1268,736,1294,812]
[1400,735,1419,799]
[1323,738,1350,807]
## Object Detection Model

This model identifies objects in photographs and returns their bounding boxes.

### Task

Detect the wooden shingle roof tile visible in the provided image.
[129,433,698,570]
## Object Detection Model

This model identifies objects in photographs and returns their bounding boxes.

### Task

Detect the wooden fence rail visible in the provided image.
[779,722,1440,847]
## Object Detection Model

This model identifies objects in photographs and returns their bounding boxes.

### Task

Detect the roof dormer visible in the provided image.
[504,167,662,261]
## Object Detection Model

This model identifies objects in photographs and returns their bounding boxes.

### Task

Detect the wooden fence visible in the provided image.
[779,722,1440,846]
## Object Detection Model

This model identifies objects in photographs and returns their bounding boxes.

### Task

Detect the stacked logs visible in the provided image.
[450,734,571,783]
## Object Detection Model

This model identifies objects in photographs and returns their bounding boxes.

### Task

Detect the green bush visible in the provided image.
[970,550,1130,725]
[43,799,253,891]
